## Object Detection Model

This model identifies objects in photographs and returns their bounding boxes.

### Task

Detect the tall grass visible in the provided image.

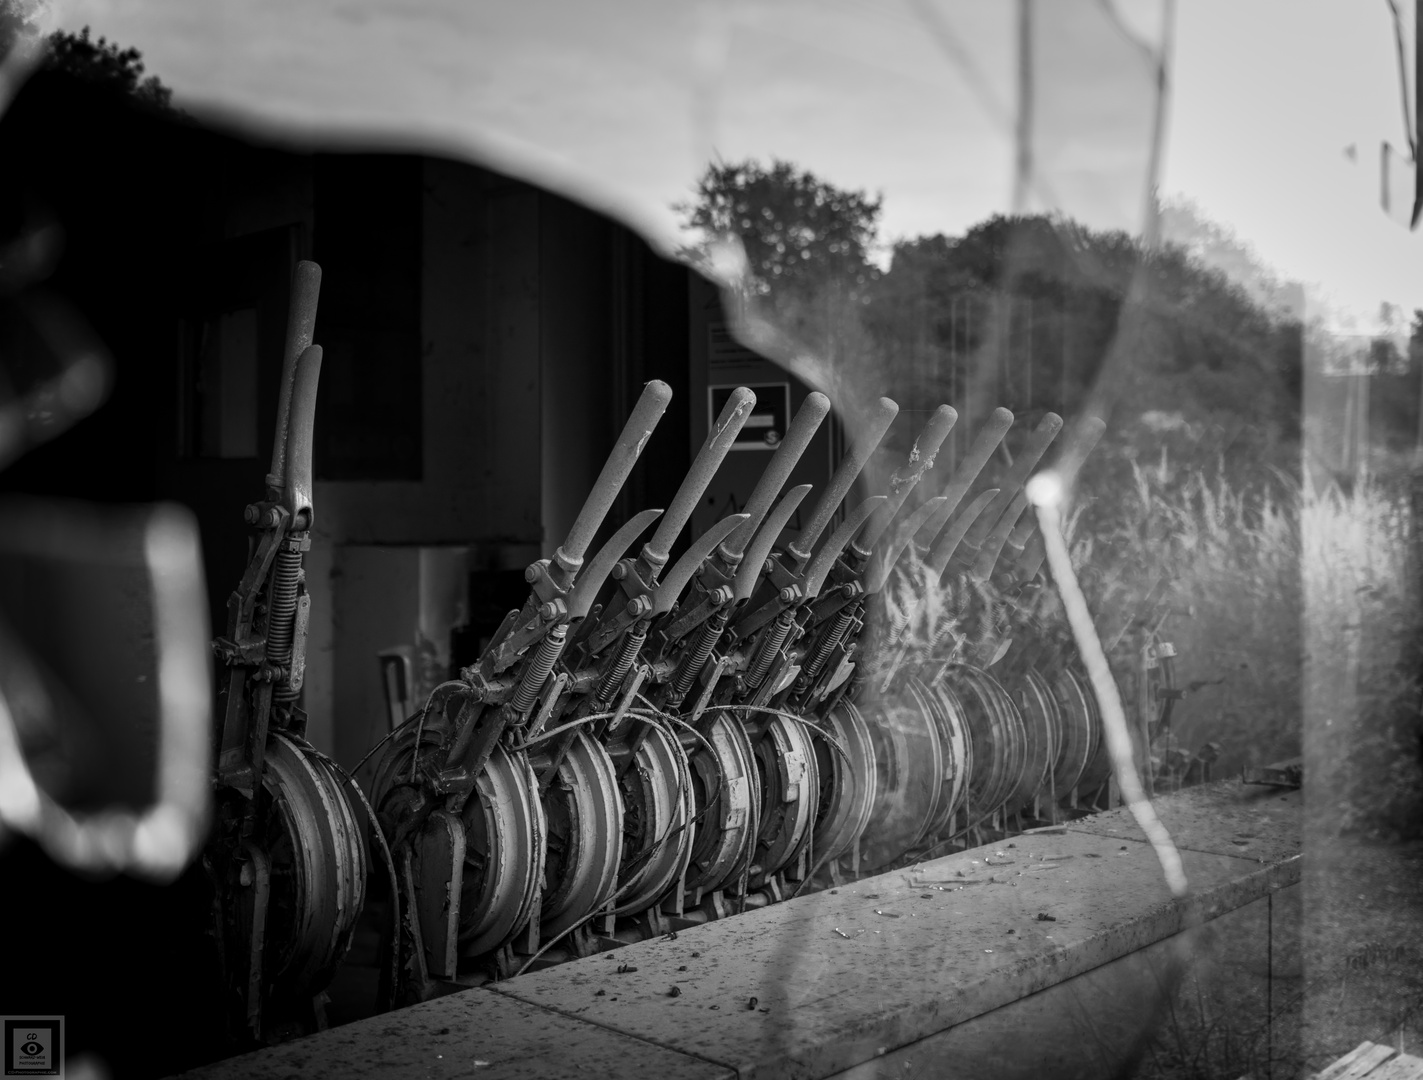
[1075,449,1421,838]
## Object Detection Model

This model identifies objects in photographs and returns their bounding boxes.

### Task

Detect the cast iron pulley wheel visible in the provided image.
[1002,667,1061,815]
[1056,665,1110,798]
[535,731,623,938]
[746,713,820,890]
[682,713,758,899]
[612,721,694,916]
[370,725,545,961]
[949,664,1027,821]
[455,745,545,957]
[809,699,877,868]
[250,731,368,1006]
[914,674,973,842]
[856,672,945,872]
[1046,664,1093,797]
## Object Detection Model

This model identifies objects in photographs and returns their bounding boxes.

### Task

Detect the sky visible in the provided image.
[41,0,1421,331]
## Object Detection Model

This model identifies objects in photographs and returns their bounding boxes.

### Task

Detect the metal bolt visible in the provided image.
[538,601,559,620]
[764,560,774,575]
[243,504,259,525]
[611,563,628,580]
[779,586,800,604]
[626,595,651,618]
[525,563,543,584]
[711,586,733,605]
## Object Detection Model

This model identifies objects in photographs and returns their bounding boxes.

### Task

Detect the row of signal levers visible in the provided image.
[368,371,1110,996]
[207,262,1114,1041]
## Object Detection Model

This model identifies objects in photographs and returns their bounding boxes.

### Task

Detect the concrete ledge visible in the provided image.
[176,780,1300,1080]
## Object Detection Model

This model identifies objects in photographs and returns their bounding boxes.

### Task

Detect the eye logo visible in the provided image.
[5,1018,60,1075]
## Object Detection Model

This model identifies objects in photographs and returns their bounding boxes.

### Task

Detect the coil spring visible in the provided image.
[670,612,727,703]
[268,546,302,701]
[803,609,854,682]
[745,611,795,689]
[510,623,567,717]
[597,625,646,704]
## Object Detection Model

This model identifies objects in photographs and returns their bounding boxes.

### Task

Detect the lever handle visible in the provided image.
[652,513,749,615]
[268,260,322,492]
[556,380,673,574]
[282,345,322,529]
[732,484,812,602]
[864,494,948,594]
[970,490,1028,580]
[996,509,1039,573]
[643,386,754,568]
[1039,414,1108,493]
[566,508,663,619]
[802,496,887,598]
[955,411,1062,565]
[722,391,830,560]
[788,396,898,564]
[1015,532,1047,584]
[926,488,999,577]
[921,407,1013,542]
[858,404,957,551]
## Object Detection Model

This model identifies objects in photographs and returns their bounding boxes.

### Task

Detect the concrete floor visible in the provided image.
[173,780,1303,1080]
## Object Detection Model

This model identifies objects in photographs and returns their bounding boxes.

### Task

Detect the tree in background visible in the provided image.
[44,25,173,109]
[0,5,173,110]
[679,158,882,298]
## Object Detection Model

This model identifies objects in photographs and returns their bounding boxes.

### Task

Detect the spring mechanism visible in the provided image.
[510,623,567,718]
[596,625,646,705]
[745,610,795,690]
[669,611,727,704]
[268,544,302,701]
[803,609,854,683]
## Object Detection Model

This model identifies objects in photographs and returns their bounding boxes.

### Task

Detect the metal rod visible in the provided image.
[267,261,322,493]
[556,380,673,575]
[787,397,898,565]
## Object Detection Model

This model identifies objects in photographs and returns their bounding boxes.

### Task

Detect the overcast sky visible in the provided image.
[49,0,1420,330]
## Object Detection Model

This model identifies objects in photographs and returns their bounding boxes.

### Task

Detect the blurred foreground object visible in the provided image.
[0,496,210,878]
[0,173,212,880]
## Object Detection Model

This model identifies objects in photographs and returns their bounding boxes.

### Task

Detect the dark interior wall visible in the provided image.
[313,155,423,483]
[0,70,700,1078]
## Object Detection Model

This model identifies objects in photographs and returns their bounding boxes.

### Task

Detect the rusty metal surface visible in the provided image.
[493,828,1295,1080]
[1067,777,1303,869]
[173,987,732,1080]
